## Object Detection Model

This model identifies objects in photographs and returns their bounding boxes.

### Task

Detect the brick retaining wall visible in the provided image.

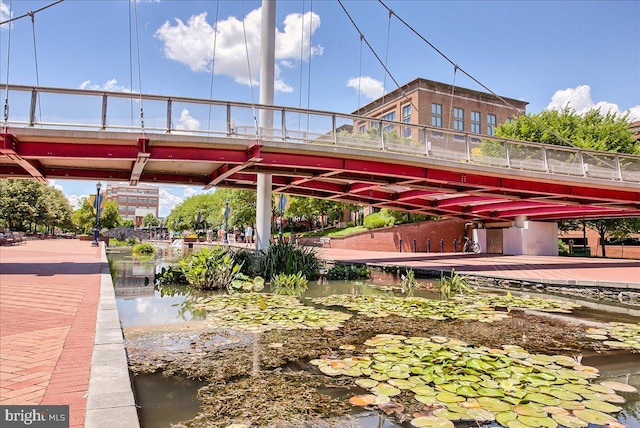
[299,218,467,253]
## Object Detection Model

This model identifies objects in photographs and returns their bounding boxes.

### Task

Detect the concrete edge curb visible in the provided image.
[85,245,140,428]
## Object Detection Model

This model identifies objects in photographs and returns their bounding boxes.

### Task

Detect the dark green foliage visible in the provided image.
[269,272,309,296]
[155,265,188,286]
[179,246,244,290]
[255,240,320,280]
[228,248,258,276]
[326,263,371,280]
[132,243,156,256]
[364,210,395,229]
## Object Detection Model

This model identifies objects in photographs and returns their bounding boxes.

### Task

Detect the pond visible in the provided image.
[110,246,640,428]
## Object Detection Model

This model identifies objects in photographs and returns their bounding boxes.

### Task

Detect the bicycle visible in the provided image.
[462,236,480,253]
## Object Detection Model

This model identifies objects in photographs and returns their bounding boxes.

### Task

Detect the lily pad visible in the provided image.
[349,394,376,406]
[600,381,638,393]
[372,383,401,397]
[573,408,616,425]
[518,415,558,427]
[550,413,588,428]
[581,399,622,413]
[411,416,454,427]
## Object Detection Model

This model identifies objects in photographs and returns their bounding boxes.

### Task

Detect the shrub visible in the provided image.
[179,246,244,290]
[132,243,156,256]
[363,209,395,229]
[255,240,320,280]
[558,239,570,255]
[440,268,472,300]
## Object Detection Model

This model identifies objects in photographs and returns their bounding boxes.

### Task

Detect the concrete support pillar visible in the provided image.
[255,0,276,251]
[503,221,558,256]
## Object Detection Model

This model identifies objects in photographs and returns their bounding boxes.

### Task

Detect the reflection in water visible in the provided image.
[111,247,640,427]
[133,373,204,428]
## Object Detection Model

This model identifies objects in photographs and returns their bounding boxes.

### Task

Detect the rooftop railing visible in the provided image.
[3,84,639,183]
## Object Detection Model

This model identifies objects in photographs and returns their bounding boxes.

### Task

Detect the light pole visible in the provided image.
[91,182,102,246]
[223,198,230,243]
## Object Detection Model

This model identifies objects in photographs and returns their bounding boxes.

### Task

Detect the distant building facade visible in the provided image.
[352,77,528,138]
[105,183,160,227]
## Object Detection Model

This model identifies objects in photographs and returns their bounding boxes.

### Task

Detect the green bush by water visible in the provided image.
[255,240,320,280]
[132,243,156,256]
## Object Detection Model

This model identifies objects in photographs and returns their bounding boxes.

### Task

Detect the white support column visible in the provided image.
[255,0,276,251]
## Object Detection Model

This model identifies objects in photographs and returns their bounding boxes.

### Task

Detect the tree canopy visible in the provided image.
[72,197,122,233]
[496,107,638,155]
[0,179,73,232]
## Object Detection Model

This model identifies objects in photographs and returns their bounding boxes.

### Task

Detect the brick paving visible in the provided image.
[0,239,102,428]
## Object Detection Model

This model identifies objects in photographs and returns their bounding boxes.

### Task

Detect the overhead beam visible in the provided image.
[1,134,46,182]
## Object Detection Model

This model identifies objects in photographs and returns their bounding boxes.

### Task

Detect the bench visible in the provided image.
[316,237,331,247]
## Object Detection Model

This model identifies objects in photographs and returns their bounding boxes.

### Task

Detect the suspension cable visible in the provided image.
[30,11,42,124]
[132,0,145,133]
[356,34,363,114]
[128,0,134,128]
[447,65,458,130]
[3,0,13,131]
[305,0,314,131]
[337,0,419,121]
[381,7,392,104]
[0,0,63,26]
[207,0,220,131]
[298,0,306,119]
[377,0,581,150]
[239,0,259,139]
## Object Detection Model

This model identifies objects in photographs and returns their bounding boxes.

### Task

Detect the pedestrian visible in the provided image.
[245,225,253,244]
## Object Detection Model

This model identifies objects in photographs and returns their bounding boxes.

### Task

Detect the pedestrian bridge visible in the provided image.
[1,84,639,222]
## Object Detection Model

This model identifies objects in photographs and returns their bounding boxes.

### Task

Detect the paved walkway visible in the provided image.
[0,239,138,428]
[1,239,638,428]
[316,248,640,289]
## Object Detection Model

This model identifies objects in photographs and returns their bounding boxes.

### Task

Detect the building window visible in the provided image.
[487,114,497,136]
[471,111,481,134]
[149,198,157,205]
[358,125,366,134]
[431,103,442,127]
[139,198,147,204]
[454,108,464,131]
[128,197,137,203]
[382,111,395,133]
[119,206,125,212]
[119,197,126,203]
[128,206,135,212]
[402,105,411,138]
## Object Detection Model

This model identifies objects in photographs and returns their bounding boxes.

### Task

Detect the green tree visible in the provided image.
[495,108,639,258]
[72,198,121,233]
[496,107,637,154]
[142,213,159,227]
[0,179,74,232]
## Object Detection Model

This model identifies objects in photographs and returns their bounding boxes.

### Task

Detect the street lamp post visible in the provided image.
[91,182,102,246]
[223,198,230,243]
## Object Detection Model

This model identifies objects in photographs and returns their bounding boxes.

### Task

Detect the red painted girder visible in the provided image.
[495,205,612,218]
[261,152,347,170]
[500,178,640,203]
[434,194,510,207]
[472,200,561,214]
[149,146,248,163]
[527,210,640,221]
[395,189,447,201]
[11,140,139,159]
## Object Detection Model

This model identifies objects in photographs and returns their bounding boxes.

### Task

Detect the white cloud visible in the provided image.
[66,194,86,210]
[346,76,385,100]
[175,108,200,130]
[0,3,11,30]
[546,85,640,121]
[79,79,130,92]
[183,187,199,198]
[159,188,183,217]
[154,8,322,93]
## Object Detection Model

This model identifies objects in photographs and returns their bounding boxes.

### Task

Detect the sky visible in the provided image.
[1,0,639,217]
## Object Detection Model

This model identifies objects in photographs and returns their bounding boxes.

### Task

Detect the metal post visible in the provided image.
[399,238,403,252]
[278,194,284,243]
[453,238,457,253]
[440,239,444,253]
[256,0,276,252]
[91,182,102,246]
[427,239,431,253]
[412,239,417,253]
[224,199,230,244]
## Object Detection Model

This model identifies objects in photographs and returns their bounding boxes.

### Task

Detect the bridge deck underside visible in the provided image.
[2,129,639,222]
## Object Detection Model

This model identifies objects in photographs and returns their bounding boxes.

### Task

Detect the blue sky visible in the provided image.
[1,0,639,217]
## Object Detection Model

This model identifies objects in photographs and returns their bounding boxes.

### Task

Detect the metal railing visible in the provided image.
[3,84,639,183]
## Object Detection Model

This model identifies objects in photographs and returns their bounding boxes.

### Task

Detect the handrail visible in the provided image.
[2,84,639,184]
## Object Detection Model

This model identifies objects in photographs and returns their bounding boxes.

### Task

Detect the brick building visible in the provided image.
[352,77,528,138]
[104,183,160,227]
